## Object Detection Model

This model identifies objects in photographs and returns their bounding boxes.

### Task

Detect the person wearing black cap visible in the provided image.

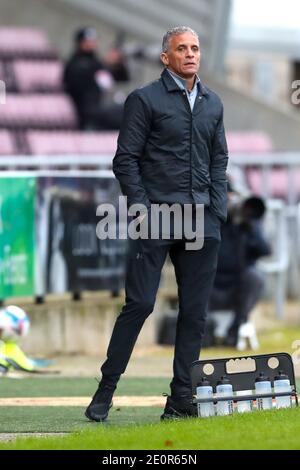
[63,27,126,130]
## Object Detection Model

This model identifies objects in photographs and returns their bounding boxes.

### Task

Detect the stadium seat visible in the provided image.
[0,28,56,59]
[12,60,63,93]
[247,168,300,200]
[0,94,77,130]
[25,130,118,155]
[0,130,18,155]
[76,132,118,154]
[227,132,273,153]
[26,130,76,154]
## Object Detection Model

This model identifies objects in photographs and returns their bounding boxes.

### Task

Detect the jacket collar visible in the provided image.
[161,68,208,96]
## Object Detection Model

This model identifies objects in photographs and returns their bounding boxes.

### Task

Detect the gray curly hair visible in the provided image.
[162,26,199,52]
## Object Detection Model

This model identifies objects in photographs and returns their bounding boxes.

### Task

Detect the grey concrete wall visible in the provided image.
[19,291,161,356]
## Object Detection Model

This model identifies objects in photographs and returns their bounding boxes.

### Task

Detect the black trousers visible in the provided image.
[101,208,220,396]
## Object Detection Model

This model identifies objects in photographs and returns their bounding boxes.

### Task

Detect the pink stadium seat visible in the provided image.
[227,132,273,153]
[12,60,63,92]
[0,28,56,59]
[26,131,77,154]
[76,132,118,154]
[0,94,77,129]
[25,131,118,155]
[247,168,300,200]
[0,130,18,155]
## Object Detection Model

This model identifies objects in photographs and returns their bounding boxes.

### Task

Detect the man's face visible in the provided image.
[79,38,98,52]
[161,32,201,78]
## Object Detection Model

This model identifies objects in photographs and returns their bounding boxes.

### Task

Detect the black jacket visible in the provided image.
[113,69,228,221]
[63,51,105,127]
[214,218,272,289]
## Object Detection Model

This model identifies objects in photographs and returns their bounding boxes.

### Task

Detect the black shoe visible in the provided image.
[160,394,197,421]
[85,383,116,422]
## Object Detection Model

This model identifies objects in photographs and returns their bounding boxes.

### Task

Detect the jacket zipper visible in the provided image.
[182,91,206,198]
[181,91,194,198]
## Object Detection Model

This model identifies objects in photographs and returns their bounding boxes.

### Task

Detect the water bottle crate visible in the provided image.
[193,390,298,404]
[190,352,298,416]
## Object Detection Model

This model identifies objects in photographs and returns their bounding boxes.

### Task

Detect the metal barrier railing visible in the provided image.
[0,154,113,172]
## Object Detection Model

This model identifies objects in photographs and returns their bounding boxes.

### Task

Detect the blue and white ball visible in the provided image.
[0,306,30,341]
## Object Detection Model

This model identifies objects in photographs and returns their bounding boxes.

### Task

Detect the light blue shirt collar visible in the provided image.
[167,69,200,91]
[167,69,201,111]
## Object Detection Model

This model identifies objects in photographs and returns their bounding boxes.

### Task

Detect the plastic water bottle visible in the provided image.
[216,376,234,416]
[236,390,253,413]
[196,377,215,418]
[255,373,272,410]
[274,371,292,409]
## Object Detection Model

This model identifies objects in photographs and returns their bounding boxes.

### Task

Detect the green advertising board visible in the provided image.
[0,177,36,298]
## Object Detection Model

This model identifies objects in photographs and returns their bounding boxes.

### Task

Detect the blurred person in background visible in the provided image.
[104,32,130,83]
[63,27,129,130]
[209,186,272,347]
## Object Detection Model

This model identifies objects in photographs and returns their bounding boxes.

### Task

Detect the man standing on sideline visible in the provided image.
[86,26,228,421]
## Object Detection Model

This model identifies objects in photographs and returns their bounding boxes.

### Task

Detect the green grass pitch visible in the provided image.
[0,377,299,449]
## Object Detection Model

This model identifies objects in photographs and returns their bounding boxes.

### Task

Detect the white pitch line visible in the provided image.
[0,396,165,407]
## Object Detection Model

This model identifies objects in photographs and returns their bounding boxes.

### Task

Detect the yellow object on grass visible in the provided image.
[0,341,34,372]
[0,341,9,370]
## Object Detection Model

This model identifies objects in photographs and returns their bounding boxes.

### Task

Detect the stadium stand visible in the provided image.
[0,94,77,130]
[226,132,298,201]
[226,132,273,154]
[246,168,300,201]
[0,27,77,149]
[25,130,118,155]
[0,24,292,322]
[0,130,18,155]
[0,25,287,202]
[12,60,63,93]
[0,28,57,59]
